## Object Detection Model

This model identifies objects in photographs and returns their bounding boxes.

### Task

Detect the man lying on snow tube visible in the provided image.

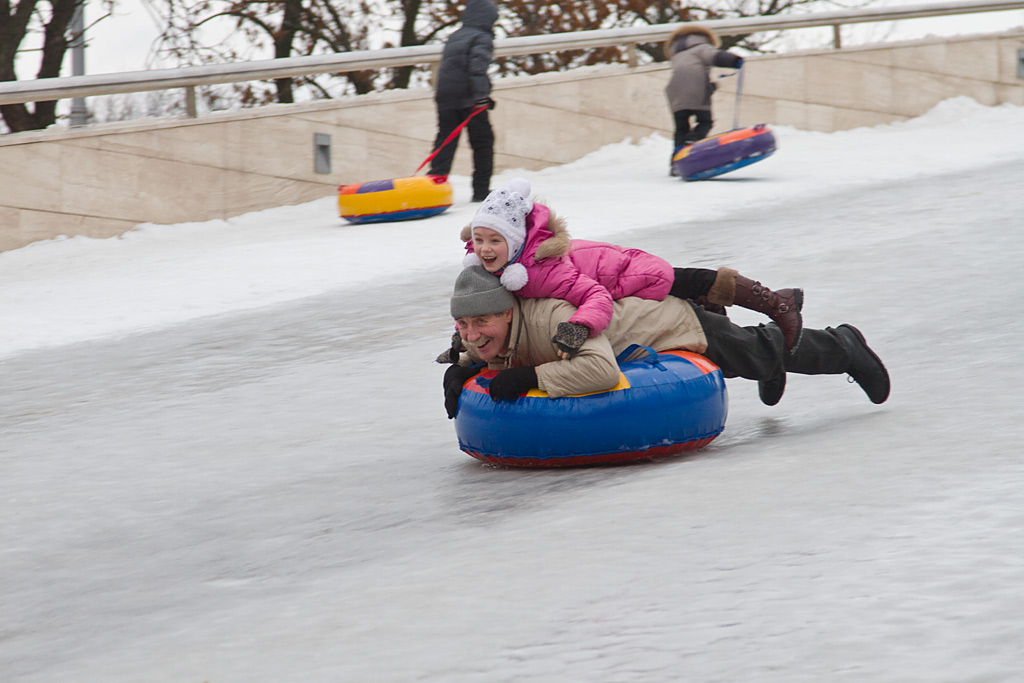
[453,345,729,467]
[439,266,890,463]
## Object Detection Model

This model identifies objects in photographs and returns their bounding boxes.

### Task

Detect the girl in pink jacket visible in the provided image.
[460,178,802,358]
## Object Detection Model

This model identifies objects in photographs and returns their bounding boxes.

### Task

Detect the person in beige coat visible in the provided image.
[441,266,890,418]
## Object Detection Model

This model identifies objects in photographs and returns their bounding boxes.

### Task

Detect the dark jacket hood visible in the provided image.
[461,0,498,32]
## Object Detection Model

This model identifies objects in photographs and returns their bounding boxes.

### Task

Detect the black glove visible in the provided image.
[435,330,465,364]
[443,364,482,419]
[488,366,538,402]
[474,97,496,111]
[551,322,590,358]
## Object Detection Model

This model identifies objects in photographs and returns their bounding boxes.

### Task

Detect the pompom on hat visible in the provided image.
[470,178,533,291]
[450,265,517,319]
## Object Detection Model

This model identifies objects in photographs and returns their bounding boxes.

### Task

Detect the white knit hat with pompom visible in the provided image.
[470,178,533,291]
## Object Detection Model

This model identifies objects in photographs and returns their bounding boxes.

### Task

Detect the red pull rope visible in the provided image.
[414,105,487,176]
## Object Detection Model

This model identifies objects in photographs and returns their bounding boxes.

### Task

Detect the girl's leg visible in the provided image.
[427,107,466,177]
[669,267,725,315]
[679,267,804,353]
[669,268,718,300]
[671,111,693,176]
[672,110,692,149]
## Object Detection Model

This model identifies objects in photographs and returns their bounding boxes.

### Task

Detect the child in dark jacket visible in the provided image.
[664,24,744,175]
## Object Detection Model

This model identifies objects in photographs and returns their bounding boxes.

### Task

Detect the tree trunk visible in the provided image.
[392,0,423,89]
[272,0,303,103]
[0,0,79,132]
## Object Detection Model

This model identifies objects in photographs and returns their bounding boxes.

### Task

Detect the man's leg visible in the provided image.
[782,324,889,403]
[691,304,890,404]
[427,107,466,177]
[467,110,494,201]
[691,303,786,383]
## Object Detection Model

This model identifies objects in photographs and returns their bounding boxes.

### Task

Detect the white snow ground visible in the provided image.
[2,96,1024,681]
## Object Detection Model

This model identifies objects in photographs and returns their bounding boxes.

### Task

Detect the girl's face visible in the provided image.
[472,227,509,273]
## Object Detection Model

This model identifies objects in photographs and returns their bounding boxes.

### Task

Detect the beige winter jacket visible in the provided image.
[464,296,708,398]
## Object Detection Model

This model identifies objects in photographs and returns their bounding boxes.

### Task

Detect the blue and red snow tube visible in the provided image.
[454,346,728,467]
[673,124,776,181]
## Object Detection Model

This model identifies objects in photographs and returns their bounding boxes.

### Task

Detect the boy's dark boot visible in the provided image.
[726,271,804,353]
[830,324,890,404]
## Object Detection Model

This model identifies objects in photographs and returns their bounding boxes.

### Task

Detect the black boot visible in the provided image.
[758,372,786,406]
[830,324,890,404]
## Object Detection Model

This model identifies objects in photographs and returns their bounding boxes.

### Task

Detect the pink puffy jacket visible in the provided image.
[462,203,674,334]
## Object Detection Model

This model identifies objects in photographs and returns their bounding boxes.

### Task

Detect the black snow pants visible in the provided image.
[690,303,850,381]
[673,109,714,148]
[427,106,494,199]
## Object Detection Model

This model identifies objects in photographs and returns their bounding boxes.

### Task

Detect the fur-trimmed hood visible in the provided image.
[664,24,720,58]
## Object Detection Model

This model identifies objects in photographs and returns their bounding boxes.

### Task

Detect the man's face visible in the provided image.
[455,309,512,363]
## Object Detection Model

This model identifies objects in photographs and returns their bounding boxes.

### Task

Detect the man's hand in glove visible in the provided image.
[443,364,482,419]
[474,97,496,111]
[435,330,464,365]
[488,366,538,402]
[551,321,590,359]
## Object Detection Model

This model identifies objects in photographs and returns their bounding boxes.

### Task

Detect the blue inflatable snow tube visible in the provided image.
[454,346,728,467]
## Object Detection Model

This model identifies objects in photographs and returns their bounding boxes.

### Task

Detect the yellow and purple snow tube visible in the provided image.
[338,175,453,224]
[673,124,777,181]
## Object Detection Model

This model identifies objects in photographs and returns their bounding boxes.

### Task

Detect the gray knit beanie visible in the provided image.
[450,266,516,318]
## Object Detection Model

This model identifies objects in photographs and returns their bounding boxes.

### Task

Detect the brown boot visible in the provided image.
[707,268,804,353]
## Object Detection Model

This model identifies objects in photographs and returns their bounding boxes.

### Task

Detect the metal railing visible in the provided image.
[1,0,1022,109]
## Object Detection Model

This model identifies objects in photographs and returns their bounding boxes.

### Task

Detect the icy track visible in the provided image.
[2,98,1024,681]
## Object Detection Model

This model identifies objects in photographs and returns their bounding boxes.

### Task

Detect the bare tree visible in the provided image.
[493,0,866,76]
[0,0,112,131]
[149,0,869,111]
[151,0,466,107]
